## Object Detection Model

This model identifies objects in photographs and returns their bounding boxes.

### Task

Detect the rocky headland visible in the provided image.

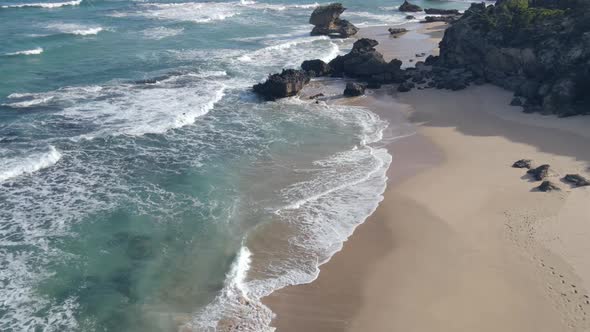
[253,0,590,117]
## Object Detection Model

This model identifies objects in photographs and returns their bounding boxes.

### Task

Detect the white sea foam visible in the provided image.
[137,2,239,23]
[5,73,226,138]
[142,26,184,40]
[4,47,44,56]
[46,23,104,35]
[238,0,319,11]
[1,0,81,8]
[236,36,344,69]
[0,146,62,183]
[347,10,407,27]
[188,102,393,331]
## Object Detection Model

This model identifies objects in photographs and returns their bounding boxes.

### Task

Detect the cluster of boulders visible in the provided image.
[512,159,590,192]
[309,3,358,38]
[435,0,590,116]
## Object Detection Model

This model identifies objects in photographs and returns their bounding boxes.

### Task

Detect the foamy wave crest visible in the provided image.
[4,72,227,138]
[137,2,238,23]
[4,47,44,56]
[187,103,392,331]
[236,36,345,70]
[237,0,319,11]
[142,26,184,40]
[46,23,104,36]
[0,146,62,183]
[347,10,407,27]
[1,0,81,8]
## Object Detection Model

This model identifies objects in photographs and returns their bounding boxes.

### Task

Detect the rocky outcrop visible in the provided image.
[512,159,532,168]
[388,28,408,36]
[253,69,310,100]
[527,164,550,181]
[301,59,331,77]
[537,180,561,192]
[343,82,366,97]
[424,8,460,15]
[327,39,405,83]
[399,0,422,12]
[421,15,460,23]
[397,81,415,92]
[435,0,590,116]
[309,3,359,38]
[564,174,590,187]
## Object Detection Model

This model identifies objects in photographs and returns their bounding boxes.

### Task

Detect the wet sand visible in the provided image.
[263,22,590,332]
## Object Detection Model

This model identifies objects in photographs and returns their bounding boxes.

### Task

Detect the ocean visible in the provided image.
[0,0,473,330]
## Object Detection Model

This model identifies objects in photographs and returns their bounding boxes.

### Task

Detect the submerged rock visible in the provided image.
[253,69,311,100]
[343,82,366,97]
[512,159,532,169]
[399,0,422,12]
[563,174,590,187]
[537,180,561,192]
[527,164,550,181]
[309,3,359,38]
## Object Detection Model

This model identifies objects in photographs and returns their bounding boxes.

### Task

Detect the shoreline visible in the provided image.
[263,21,590,332]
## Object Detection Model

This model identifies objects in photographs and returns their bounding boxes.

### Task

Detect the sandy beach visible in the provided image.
[263,22,590,332]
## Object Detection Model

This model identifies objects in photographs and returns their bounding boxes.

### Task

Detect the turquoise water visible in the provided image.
[0,0,473,330]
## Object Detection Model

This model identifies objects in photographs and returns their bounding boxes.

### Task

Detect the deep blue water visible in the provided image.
[0,0,473,330]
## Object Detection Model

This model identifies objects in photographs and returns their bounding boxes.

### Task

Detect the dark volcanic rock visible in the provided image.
[343,82,366,97]
[422,15,460,23]
[527,164,550,181]
[437,0,590,116]
[309,3,359,38]
[328,39,405,82]
[388,27,408,36]
[537,180,561,192]
[301,59,331,76]
[366,81,382,89]
[399,0,422,12]
[309,93,324,100]
[424,8,460,15]
[405,15,416,20]
[397,81,415,92]
[510,97,524,106]
[253,69,310,100]
[512,159,532,169]
[563,174,590,187]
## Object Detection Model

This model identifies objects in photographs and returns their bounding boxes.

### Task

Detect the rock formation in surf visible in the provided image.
[309,3,359,38]
[343,82,366,97]
[253,69,311,100]
[399,0,422,12]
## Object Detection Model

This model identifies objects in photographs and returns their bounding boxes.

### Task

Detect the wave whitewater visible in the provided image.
[187,101,393,332]
[4,47,44,56]
[46,23,104,36]
[1,0,81,8]
[0,146,62,183]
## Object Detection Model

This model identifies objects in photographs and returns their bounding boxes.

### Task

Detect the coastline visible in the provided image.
[263,21,590,332]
